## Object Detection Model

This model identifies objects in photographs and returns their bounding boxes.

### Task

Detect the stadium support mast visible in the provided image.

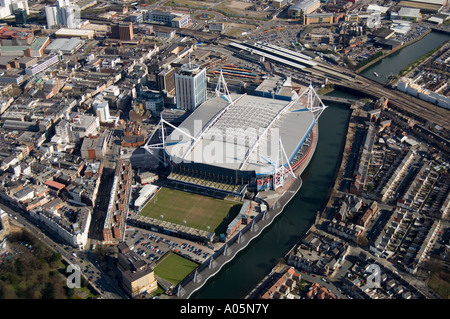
[262,138,296,190]
[302,82,327,120]
[274,137,296,189]
[142,115,198,165]
[215,69,233,103]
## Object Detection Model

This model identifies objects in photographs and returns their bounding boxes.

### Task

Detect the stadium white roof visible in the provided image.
[407,0,446,5]
[164,93,316,176]
[134,184,158,207]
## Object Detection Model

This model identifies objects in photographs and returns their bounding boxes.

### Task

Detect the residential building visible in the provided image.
[0,209,11,244]
[306,282,338,299]
[260,267,301,299]
[30,205,91,250]
[103,161,133,244]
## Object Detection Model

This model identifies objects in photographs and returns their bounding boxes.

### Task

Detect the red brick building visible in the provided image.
[103,160,133,244]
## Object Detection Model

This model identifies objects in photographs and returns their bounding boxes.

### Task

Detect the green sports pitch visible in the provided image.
[139,187,242,234]
[153,252,198,286]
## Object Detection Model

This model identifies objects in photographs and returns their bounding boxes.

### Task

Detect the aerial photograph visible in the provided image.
[0,0,448,311]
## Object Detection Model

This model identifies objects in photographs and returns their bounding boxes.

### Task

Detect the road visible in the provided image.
[0,202,125,299]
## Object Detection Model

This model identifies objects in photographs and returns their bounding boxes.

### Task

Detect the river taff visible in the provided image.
[360,31,450,84]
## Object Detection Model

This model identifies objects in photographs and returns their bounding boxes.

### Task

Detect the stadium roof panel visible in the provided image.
[164,93,315,176]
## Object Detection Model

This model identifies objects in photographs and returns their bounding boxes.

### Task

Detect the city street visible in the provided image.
[0,202,125,299]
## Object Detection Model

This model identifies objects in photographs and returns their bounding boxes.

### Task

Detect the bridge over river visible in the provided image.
[319,95,357,106]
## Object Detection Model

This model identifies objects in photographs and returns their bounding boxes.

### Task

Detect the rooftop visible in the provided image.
[398,7,421,17]
[289,0,320,11]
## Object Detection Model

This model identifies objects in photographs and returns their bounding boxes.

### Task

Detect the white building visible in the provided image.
[30,206,92,250]
[25,53,62,75]
[92,97,110,123]
[45,5,59,29]
[54,114,100,144]
[174,63,207,111]
[397,77,450,110]
[0,0,28,19]
[134,184,158,211]
[45,0,80,29]
[149,10,191,28]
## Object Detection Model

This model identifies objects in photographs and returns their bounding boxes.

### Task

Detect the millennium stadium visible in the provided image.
[144,76,327,199]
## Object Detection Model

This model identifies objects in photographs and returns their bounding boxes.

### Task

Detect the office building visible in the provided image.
[140,89,164,115]
[45,0,80,29]
[156,67,176,93]
[117,242,158,298]
[81,134,107,160]
[149,10,190,28]
[129,11,143,23]
[110,22,134,41]
[0,0,28,19]
[92,97,110,123]
[45,5,58,29]
[287,0,321,20]
[14,8,27,24]
[174,62,207,111]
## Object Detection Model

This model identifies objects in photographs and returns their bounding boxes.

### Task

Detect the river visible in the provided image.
[360,31,450,84]
[191,100,351,299]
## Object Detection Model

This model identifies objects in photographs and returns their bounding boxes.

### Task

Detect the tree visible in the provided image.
[356,235,369,247]
[42,282,54,299]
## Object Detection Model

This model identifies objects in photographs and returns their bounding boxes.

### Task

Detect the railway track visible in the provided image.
[312,65,450,130]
